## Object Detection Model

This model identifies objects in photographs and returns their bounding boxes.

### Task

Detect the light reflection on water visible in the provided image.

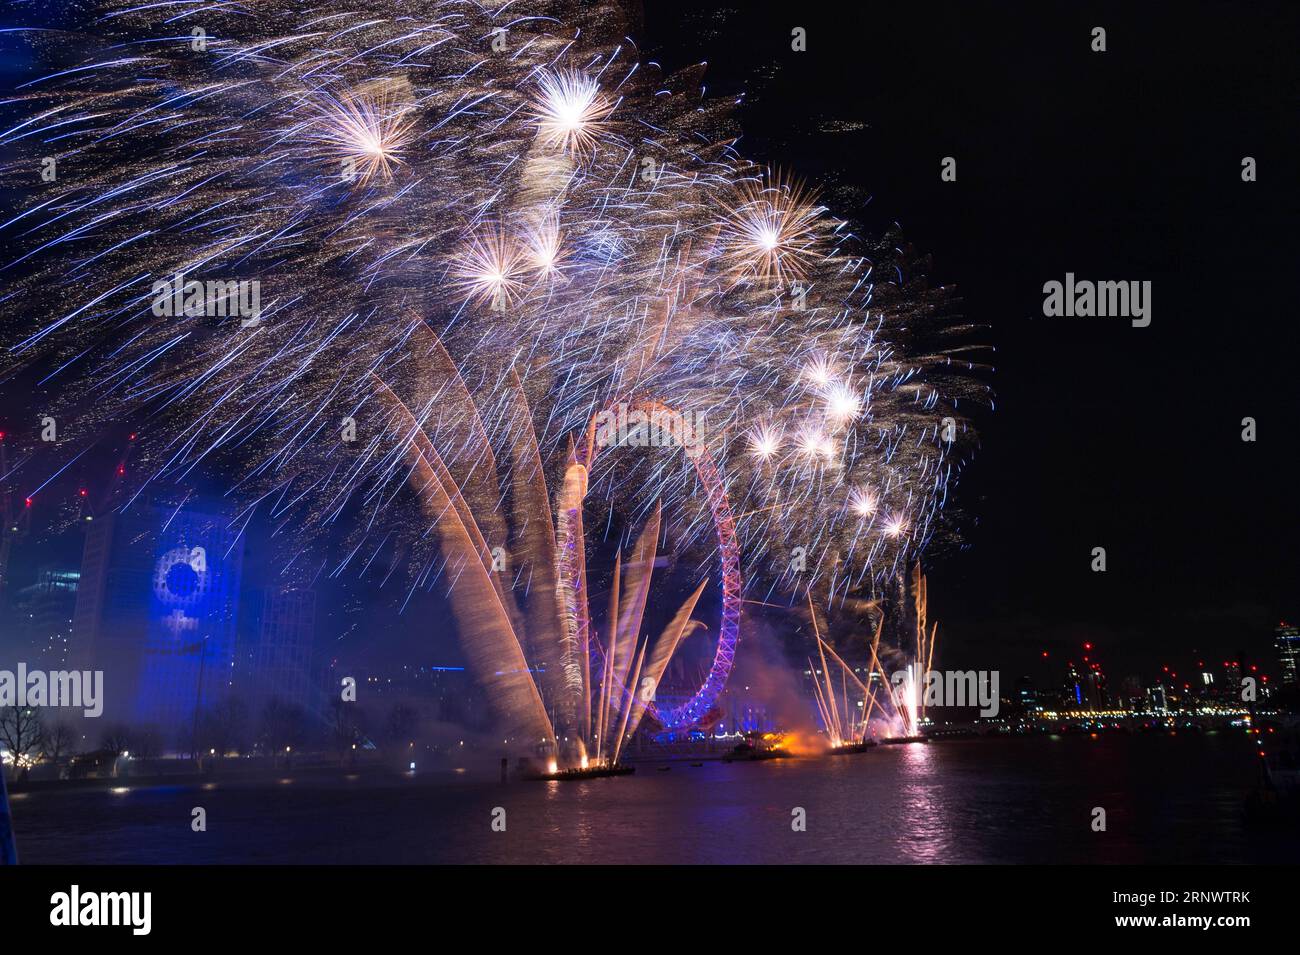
[9,733,1293,864]
[894,742,954,864]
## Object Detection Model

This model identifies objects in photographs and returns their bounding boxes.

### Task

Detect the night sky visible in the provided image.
[3,2,1296,689]
[641,0,1300,682]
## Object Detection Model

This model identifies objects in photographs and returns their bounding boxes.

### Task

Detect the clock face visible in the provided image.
[165,560,200,598]
[153,545,209,609]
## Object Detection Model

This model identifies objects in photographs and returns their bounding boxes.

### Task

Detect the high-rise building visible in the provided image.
[13,568,79,667]
[235,588,317,714]
[1064,662,1084,709]
[70,508,157,721]
[1015,675,1039,714]
[1222,660,1242,699]
[1275,623,1299,687]
[1085,663,1108,709]
[1120,675,1143,711]
[70,503,244,733]
[136,507,243,732]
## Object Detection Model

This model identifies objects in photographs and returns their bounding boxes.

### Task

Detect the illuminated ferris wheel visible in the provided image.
[562,398,742,730]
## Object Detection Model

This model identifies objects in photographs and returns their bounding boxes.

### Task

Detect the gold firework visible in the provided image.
[307,79,417,185]
[452,225,527,307]
[718,171,824,285]
[530,69,615,155]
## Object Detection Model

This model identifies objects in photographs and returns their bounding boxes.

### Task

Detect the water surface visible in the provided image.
[11,733,1294,864]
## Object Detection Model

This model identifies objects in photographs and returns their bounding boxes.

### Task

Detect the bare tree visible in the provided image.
[201,697,249,757]
[99,724,132,757]
[259,698,307,756]
[40,722,76,765]
[0,707,44,782]
[329,698,366,764]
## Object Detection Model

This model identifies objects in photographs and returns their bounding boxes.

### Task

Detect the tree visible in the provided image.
[329,698,366,764]
[259,698,307,755]
[0,707,44,781]
[99,724,132,756]
[40,722,76,764]
[131,724,163,762]
[200,697,248,757]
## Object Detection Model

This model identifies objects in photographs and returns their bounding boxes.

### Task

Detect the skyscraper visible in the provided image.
[70,508,157,722]
[1275,623,1299,687]
[235,587,317,714]
[14,568,79,667]
[1064,661,1084,709]
[70,503,244,733]
[137,506,243,732]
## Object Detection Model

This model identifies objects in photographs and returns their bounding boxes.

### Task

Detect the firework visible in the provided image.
[805,563,937,745]
[530,69,616,156]
[718,171,823,286]
[301,80,418,185]
[0,0,987,643]
[376,366,723,762]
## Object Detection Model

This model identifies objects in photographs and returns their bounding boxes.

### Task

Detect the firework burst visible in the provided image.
[530,68,616,156]
[718,171,823,286]
[302,80,418,185]
[0,0,990,627]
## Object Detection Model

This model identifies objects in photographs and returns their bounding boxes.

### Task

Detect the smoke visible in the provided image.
[725,616,819,734]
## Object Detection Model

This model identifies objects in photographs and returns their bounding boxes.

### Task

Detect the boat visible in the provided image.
[723,732,794,762]
[525,764,636,782]
[880,735,930,745]
[828,740,878,755]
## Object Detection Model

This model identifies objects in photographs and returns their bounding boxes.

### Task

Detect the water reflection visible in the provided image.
[7,734,1289,864]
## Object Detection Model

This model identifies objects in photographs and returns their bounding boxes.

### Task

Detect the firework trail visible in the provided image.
[0,1,989,627]
[375,362,715,762]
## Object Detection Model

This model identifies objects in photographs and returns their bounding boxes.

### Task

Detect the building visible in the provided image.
[70,503,244,733]
[69,508,157,721]
[1275,623,1299,687]
[235,587,317,715]
[1119,675,1143,711]
[13,568,80,667]
[1015,675,1039,714]
[1085,663,1108,709]
[1222,660,1242,700]
[1064,661,1084,709]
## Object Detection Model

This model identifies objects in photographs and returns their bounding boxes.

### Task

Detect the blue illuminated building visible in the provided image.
[136,506,243,730]
[71,501,244,736]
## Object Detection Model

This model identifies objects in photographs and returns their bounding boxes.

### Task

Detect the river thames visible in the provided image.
[8,731,1295,865]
